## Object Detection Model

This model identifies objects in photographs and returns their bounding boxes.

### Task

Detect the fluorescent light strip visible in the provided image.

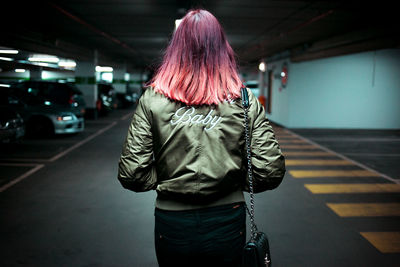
[0,57,13,61]
[0,50,19,54]
[96,66,113,72]
[28,56,59,63]
[58,61,76,67]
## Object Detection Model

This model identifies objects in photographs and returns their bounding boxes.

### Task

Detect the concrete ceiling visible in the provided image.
[2,0,399,73]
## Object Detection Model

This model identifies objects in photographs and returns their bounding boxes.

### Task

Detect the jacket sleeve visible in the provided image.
[246,90,286,193]
[117,93,157,192]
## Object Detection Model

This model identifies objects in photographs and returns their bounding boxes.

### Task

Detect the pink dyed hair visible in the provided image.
[149,9,243,105]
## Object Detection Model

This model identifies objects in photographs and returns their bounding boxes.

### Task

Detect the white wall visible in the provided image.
[267,49,400,129]
[265,59,291,126]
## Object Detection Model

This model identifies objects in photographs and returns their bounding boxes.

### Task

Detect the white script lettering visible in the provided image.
[170,107,222,131]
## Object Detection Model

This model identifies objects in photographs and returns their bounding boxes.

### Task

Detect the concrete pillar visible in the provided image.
[75,50,98,119]
[113,64,127,94]
[258,62,267,109]
[29,67,42,80]
[129,72,143,95]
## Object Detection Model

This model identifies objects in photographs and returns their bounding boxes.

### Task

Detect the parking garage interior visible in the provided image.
[1,1,400,266]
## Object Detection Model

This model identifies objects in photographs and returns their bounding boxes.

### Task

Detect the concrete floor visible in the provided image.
[289,128,400,182]
[0,108,399,266]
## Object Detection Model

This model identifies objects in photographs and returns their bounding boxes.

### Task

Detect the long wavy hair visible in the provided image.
[149,9,243,105]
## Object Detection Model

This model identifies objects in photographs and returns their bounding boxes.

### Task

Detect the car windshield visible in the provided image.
[12,82,83,105]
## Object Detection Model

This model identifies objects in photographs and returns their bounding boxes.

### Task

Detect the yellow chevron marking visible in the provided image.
[286,160,353,166]
[289,170,380,178]
[283,151,333,156]
[276,136,295,140]
[305,184,400,194]
[360,232,400,253]
[280,145,317,149]
[274,131,294,137]
[327,203,400,217]
[278,139,307,143]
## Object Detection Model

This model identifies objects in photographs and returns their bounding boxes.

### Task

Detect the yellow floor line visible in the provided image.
[278,140,307,143]
[327,203,400,217]
[283,151,333,156]
[305,183,400,194]
[289,170,380,178]
[276,136,295,139]
[360,232,400,253]
[280,145,318,149]
[286,159,353,166]
[275,133,296,135]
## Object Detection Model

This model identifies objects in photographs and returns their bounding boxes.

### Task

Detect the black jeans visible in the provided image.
[154,202,246,267]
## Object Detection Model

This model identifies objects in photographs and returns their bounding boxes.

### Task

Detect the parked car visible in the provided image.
[116,88,139,108]
[0,106,25,143]
[97,83,117,115]
[5,81,86,136]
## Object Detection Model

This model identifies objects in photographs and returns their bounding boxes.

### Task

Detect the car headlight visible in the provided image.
[56,115,73,121]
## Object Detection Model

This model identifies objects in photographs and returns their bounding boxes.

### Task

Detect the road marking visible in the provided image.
[120,112,134,120]
[0,164,45,192]
[0,123,118,163]
[305,183,400,194]
[278,139,307,143]
[286,159,353,166]
[275,135,294,138]
[49,122,117,162]
[309,137,400,142]
[327,203,400,217]
[280,145,318,149]
[344,153,400,157]
[360,232,400,253]
[284,129,398,184]
[283,151,333,156]
[0,122,117,192]
[290,170,380,178]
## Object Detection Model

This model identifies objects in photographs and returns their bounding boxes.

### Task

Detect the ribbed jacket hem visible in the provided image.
[155,190,245,211]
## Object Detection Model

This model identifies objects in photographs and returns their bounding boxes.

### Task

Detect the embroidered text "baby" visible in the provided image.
[170,107,222,131]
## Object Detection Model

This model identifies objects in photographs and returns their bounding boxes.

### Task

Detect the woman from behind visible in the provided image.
[118,9,285,267]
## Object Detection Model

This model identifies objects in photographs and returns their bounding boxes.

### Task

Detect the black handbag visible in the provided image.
[241,87,271,267]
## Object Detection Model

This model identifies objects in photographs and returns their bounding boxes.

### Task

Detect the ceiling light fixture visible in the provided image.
[58,61,76,68]
[0,57,13,61]
[28,55,60,63]
[36,62,50,67]
[175,19,183,30]
[96,66,113,72]
[15,69,26,73]
[259,61,266,72]
[0,49,19,54]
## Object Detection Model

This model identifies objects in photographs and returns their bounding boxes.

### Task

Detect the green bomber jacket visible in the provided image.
[118,87,285,209]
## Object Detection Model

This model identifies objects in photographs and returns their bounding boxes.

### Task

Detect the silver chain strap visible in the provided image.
[243,104,258,241]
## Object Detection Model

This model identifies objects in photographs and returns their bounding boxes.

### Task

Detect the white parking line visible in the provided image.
[0,121,117,192]
[0,164,45,192]
[49,122,117,162]
[121,112,134,120]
